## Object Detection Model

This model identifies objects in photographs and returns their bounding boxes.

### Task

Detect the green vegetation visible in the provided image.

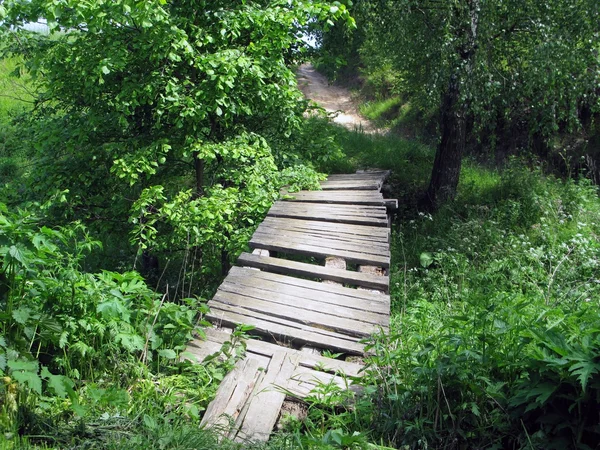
[319,0,600,207]
[293,131,600,449]
[1,0,600,448]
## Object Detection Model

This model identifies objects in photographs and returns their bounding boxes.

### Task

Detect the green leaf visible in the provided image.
[11,366,42,395]
[143,414,158,430]
[8,360,38,372]
[41,366,74,398]
[7,244,29,268]
[570,361,600,392]
[420,252,434,268]
[158,349,177,359]
[12,307,31,325]
[115,333,144,352]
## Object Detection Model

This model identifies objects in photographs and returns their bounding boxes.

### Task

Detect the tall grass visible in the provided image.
[0,58,35,183]
[0,58,33,120]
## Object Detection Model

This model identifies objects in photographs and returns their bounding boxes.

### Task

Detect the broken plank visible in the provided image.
[200,327,363,377]
[235,351,300,442]
[184,338,223,363]
[201,357,266,429]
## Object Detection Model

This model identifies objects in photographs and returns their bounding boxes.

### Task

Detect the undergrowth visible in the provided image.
[303,129,600,448]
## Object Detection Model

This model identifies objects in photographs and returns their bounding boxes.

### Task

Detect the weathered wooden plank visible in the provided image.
[206,303,365,355]
[184,339,223,363]
[200,327,363,377]
[238,253,389,291]
[261,217,390,242]
[251,228,390,257]
[263,215,390,234]
[270,202,388,217]
[210,290,385,337]
[320,182,381,191]
[228,267,390,305]
[285,366,350,399]
[267,203,388,227]
[249,234,390,267]
[283,191,387,206]
[201,357,266,429]
[218,280,388,323]
[225,267,389,314]
[255,222,390,247]
[235,351,300,442]
[324,176,385,182]
[268,212,388,227]
[267,211,388,227]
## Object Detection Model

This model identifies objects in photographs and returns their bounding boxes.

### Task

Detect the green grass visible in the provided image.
[0,58,33,120]
[359,97,404,122]
[0,57,35,184]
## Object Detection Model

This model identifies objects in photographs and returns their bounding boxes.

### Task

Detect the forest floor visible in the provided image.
[296,63,378,133]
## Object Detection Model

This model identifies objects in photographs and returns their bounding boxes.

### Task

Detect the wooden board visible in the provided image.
[237,252,389,291]
[235,351,299,442]
[255,223,389,248]
[194,327,363,377]
[210,290,385,337]
[227,266,389,311]
[252,228,390,257]
[261,217,390,242]
[219,278,388,318]
[283,191,385,205]
[267,202,388,227]
[206,302,365,355]
[200,357,267,430]
[269,201,388,217]
[218,280,387,326]
[249,234,390,267]
[319,182,382,191]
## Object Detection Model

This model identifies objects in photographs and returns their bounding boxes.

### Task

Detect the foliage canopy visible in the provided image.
[1,0,350,277]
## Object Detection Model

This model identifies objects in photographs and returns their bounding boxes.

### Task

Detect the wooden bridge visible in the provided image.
[186,170,396,442]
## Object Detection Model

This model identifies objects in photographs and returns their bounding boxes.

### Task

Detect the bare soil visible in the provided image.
[297,63,377,133]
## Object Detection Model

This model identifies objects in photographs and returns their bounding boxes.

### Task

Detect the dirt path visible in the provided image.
[296,63,376,133]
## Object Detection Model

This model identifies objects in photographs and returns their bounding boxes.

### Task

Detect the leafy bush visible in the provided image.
[0,203,214,444]
[354,164,600,448]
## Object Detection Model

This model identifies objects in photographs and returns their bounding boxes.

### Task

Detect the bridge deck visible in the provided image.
[186,170,395,443]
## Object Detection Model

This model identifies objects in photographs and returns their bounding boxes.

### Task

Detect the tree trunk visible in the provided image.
[423,0,479,210]
[424,78,466,209]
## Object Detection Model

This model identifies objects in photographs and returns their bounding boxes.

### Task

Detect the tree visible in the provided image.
[0,0,350,279]
[330,0,600,208]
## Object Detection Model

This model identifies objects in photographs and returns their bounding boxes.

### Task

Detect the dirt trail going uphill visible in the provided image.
[297,63,376,133]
